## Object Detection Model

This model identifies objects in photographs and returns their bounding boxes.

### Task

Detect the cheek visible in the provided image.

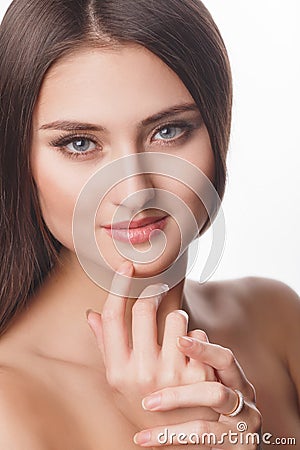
[190,133,216,227]
[168,132,216,231]
[161,178,210,233]
[31,155,84,249]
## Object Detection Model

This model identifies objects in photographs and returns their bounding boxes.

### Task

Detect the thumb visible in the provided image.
[86,309,105,362]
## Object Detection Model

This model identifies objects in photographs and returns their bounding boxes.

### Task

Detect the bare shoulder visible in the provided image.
[0,364,81,449]
[234,275,300,313]
[230,276,300,338]
[233,276,300,342]
[184,275,300,345]
[242,277,300,396]
[185,275,299,320]
[0,366,49,449]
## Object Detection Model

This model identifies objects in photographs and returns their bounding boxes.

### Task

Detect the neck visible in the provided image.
[8,247,187,373]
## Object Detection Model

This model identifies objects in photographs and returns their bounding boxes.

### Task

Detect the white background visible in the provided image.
[191,1,300,295]
[1,1,299,294]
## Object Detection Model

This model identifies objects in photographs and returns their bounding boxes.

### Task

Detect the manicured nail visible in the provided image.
[117,260,133,275]
[133,430,151,445]
[175,309,189,321]
[160,283,169,293]
[141,283,169,306]
[177,335,194,347]
[142,393,162,410]
[85,310,97,336]
[85,308,95,321]
[156,283,169,306]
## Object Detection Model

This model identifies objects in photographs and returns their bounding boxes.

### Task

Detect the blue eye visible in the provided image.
[66,138,96,153]
[49,133,100,160]
[154,125,183,141]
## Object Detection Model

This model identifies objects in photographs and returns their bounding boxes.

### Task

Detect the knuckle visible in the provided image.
[165,387,180,406]
[160,370,180,386]
[135,371,156,391]
[186,365,207,383]
[106,370,123,390]
[186,353,216,381]
[221,347,235,369]
[188,329,208,342]
[213,383,230,407]
[101,308,121,323]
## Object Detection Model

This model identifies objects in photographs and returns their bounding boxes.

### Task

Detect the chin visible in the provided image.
[131,260,171,278]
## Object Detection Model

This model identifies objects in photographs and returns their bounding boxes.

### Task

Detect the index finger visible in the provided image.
[177,337,255,400]
[101,260,134,368]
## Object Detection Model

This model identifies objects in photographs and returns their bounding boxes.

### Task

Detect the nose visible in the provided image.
[110,153,155,213]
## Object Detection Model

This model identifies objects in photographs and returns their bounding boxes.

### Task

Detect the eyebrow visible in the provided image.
[38,103,200,132]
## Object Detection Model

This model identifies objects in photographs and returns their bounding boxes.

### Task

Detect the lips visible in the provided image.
[103,215,168,244]
[103,215,167,230]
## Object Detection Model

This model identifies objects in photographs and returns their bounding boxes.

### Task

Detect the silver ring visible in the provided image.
[226,389,244,417]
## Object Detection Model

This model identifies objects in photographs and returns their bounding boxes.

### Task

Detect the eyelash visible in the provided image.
[48,121,199,160]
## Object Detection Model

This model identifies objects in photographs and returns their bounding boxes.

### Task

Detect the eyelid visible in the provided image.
[150,120,198,144]
[152,121,188,135]
[48,118,200,160]
[49,132,98,146]
[48,132,101,160]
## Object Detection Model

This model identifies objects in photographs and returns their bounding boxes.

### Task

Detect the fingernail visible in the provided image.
[85,310,97,336]
[85,308,95,321]
[142,393,162,410]
[133,430,151,445]
[141,283,169,306]
[175,309,189,321]
[156,284,169,306]
[177,335,194,347]
[160,283,169,293]
[117,260,133,275]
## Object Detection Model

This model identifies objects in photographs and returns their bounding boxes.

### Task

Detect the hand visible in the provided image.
[133,335,262,449]
[86,260,219,435]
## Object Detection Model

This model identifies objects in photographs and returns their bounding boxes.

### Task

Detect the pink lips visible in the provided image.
[103,216,168,244]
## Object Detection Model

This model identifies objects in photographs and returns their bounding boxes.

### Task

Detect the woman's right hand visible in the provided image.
[86,260,219,433]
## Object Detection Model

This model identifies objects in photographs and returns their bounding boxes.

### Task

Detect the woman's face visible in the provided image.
[31,44,215,277]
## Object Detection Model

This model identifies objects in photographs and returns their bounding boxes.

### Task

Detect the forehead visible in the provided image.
[33,44,194,127]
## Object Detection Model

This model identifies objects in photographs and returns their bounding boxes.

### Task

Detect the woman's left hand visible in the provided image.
[134,334,262,448]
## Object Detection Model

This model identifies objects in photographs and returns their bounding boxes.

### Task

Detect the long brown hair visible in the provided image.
[0,0,232,337]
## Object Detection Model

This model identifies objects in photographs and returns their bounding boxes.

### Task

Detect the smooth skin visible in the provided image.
[0,44,299,450]
[86,260,260,449]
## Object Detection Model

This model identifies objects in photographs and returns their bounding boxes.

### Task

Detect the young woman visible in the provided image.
[0,0,299,449]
